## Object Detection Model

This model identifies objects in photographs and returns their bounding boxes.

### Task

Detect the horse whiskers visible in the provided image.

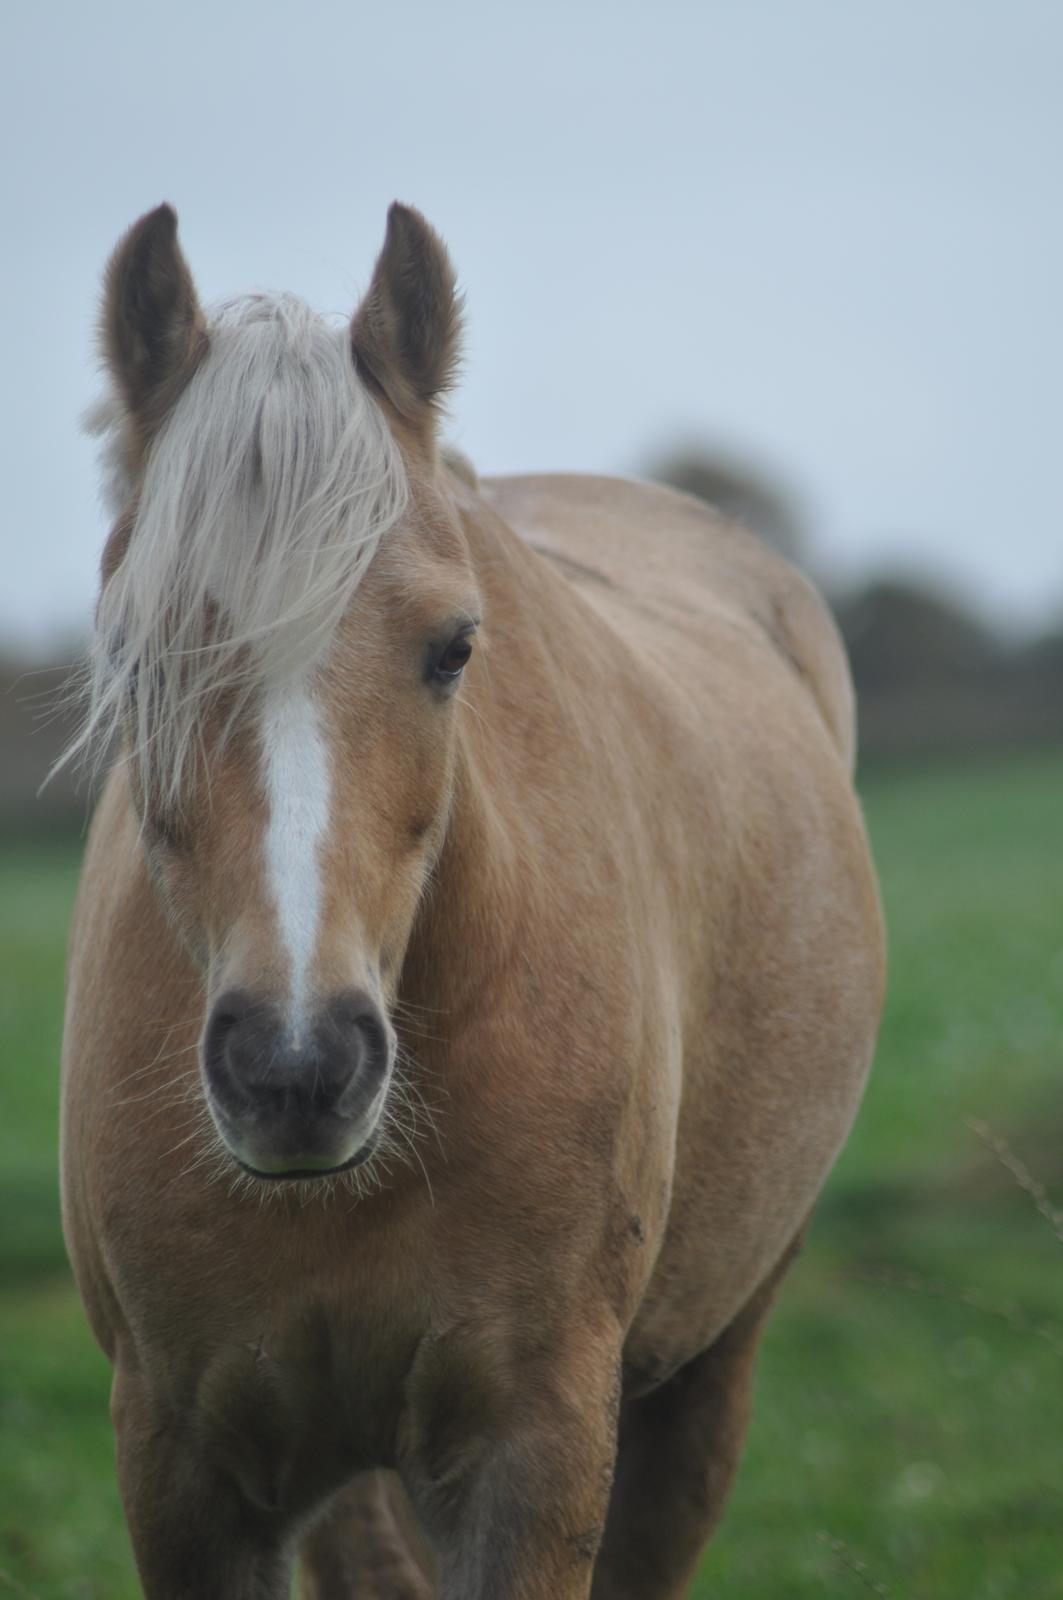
[389,994,453,1020]
[107,1020,209,1092]
[391,1081,447,1162]
[392,1037,449,1087]
[110,1086,198,1114]
[381,1117,436,1208]
[110,1065,201,1109]
[162,1110,218,1164]
[392,1019,447,1045]
[176,1136,233,1192]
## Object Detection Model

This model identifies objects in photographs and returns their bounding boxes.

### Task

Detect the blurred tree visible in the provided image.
[832,579,1063,760]
[0,653,87,834]
[832,577,1002,693]
[1018,618,1063,676]
[648,446,806,566]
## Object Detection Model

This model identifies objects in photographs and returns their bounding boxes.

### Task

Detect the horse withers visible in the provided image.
[60,202,885,1598]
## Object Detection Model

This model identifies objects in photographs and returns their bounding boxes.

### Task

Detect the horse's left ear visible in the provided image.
[351,203,463,434]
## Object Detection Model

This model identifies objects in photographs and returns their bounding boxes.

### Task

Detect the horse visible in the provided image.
[60,201,885,1599]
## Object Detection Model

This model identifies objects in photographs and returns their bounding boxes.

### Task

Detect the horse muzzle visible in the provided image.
[200,987,393,1178]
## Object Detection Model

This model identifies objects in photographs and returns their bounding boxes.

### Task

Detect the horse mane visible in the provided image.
[62,293,409,806]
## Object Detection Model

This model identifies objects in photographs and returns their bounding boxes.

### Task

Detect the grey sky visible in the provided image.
[3,0,1060,650]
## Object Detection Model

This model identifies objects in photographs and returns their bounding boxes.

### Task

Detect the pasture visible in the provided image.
[2,751,1061,1598]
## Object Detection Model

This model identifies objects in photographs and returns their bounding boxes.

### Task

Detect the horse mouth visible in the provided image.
[235,1128,381,1182]
[210,1077,390,1183]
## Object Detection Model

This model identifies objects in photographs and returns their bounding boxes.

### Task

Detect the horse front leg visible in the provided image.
[298,1471,435,1599]
[400,1320,622,1600]
[591,1233,807,1600]
[113,1368,295,1600]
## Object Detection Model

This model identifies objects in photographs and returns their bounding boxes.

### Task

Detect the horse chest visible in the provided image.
[193,1306,417,1512]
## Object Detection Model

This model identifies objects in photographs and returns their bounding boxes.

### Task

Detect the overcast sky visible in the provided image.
[3,0,1060,651]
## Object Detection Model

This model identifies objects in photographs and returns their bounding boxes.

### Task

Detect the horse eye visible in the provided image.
[433,634,473,682]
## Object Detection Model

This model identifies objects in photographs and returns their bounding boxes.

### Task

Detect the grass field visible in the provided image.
[2,752,1062,1598]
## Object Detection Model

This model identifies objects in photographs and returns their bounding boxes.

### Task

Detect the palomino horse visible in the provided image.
[61,202,884,1599]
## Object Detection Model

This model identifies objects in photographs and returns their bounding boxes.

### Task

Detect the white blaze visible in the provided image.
[259,681,331,1038]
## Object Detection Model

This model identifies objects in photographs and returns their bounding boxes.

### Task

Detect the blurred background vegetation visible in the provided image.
[2,444,1061,1596]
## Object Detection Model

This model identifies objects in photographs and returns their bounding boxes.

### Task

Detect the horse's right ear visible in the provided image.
[101,204,208,447]
[351,203,463,439]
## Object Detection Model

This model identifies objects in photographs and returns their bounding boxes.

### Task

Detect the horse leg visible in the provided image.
[112,1371,293,1599]
[298,1471,435,1599]
[401,1322,622,1600]
[590,1238,804,1600]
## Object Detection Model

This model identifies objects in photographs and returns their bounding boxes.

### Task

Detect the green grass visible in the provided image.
[703,752,1063,1598]
[3,752,1063,1597]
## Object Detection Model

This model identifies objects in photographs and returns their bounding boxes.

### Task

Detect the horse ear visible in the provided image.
[351,203,463,433]
[102,203,208,444]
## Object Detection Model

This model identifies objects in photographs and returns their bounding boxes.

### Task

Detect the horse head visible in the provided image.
[81,203,481,1180]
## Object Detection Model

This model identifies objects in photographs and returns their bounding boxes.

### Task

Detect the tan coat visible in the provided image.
[62,204,884,1600]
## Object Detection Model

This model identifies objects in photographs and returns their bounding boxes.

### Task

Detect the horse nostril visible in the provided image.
[332,992,388,1052]
[209,1010,239,1048]
[202,991,271,1105]
[204,1000,239,1068]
